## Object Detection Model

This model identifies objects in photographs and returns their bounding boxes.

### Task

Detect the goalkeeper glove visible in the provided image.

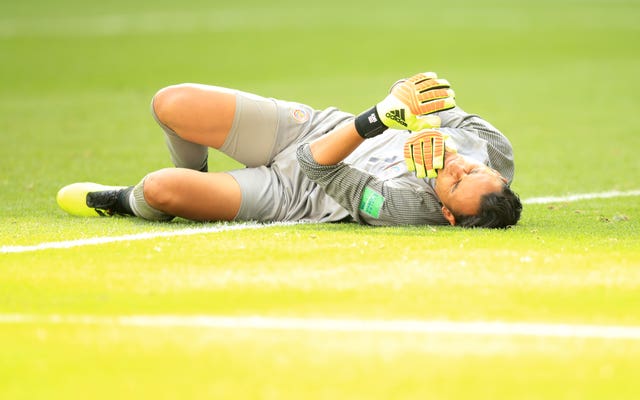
[354,72,456,139]
[404,130,456,179]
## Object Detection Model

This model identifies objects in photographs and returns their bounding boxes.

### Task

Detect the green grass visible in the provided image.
[1,0,640,398]
[3,325,640,399]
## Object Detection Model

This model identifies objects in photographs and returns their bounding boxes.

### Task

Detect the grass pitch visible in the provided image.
[1,0,640,399]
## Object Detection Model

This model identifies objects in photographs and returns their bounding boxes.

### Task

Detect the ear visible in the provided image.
[441,205,456,226]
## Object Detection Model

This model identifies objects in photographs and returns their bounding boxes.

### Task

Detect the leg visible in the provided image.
[58,86,300,221]
[151,84,237,172]
[152,83,314,168]
[60,85,286,221]
[153,83,237,149]
[56,169,241,222]
[141,168,241,221]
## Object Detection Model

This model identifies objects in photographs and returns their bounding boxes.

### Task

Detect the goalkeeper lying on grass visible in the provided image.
[57,72,522,228]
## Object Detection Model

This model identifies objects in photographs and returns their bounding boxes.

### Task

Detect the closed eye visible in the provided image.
[451,168,481,193]
[451,180,461,193]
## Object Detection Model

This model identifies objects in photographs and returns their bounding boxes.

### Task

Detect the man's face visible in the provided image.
[434,152,507,224]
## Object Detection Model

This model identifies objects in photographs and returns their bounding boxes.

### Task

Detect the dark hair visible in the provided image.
[453,185,522,228]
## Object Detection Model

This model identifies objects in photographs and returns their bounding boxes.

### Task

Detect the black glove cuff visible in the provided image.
[354,106,387,139]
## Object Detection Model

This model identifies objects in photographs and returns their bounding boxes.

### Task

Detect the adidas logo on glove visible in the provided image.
[385,109,407,127]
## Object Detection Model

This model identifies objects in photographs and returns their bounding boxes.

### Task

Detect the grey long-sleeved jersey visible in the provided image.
[296,107,514,226]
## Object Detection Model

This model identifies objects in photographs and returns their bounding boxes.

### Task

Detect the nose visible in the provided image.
[447,158,465,178]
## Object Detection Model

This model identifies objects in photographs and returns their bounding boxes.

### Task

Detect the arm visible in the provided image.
[297,143,448,226]
[297,72,458,226]
[308,121,364,166]
[434,108,516,184]
[310,71,456,166]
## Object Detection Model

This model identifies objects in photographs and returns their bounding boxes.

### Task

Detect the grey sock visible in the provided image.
[151,99,208,172]
[128,177,174,221]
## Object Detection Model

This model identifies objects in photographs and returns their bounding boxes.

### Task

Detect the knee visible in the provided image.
[142,169,176,210]
[151,84,190,127]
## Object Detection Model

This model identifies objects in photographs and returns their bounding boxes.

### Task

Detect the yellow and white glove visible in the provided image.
[354,72,456,138]
[404,130,456,179]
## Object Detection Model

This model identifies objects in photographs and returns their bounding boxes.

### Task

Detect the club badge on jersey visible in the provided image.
[290,107,310,123]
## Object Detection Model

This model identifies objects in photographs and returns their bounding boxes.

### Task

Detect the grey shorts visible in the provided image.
[221,90,353,222]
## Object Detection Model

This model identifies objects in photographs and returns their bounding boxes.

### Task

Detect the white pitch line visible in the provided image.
[1,189,639,254]
[1,314,640,340]
[0,221,303,254]
[522,189,640,205]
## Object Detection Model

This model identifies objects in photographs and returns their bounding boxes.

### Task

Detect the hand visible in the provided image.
[404,130,451,179]
[354,72,456,138]
[381,72,456,130]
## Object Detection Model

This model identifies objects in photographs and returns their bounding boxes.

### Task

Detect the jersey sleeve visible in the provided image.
[296,144,448,226]
[438,108,515,184]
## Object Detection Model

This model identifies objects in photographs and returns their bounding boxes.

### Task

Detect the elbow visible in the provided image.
[296,143,312,170]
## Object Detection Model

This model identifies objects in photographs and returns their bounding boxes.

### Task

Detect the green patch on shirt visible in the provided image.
[359,186,385,219]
